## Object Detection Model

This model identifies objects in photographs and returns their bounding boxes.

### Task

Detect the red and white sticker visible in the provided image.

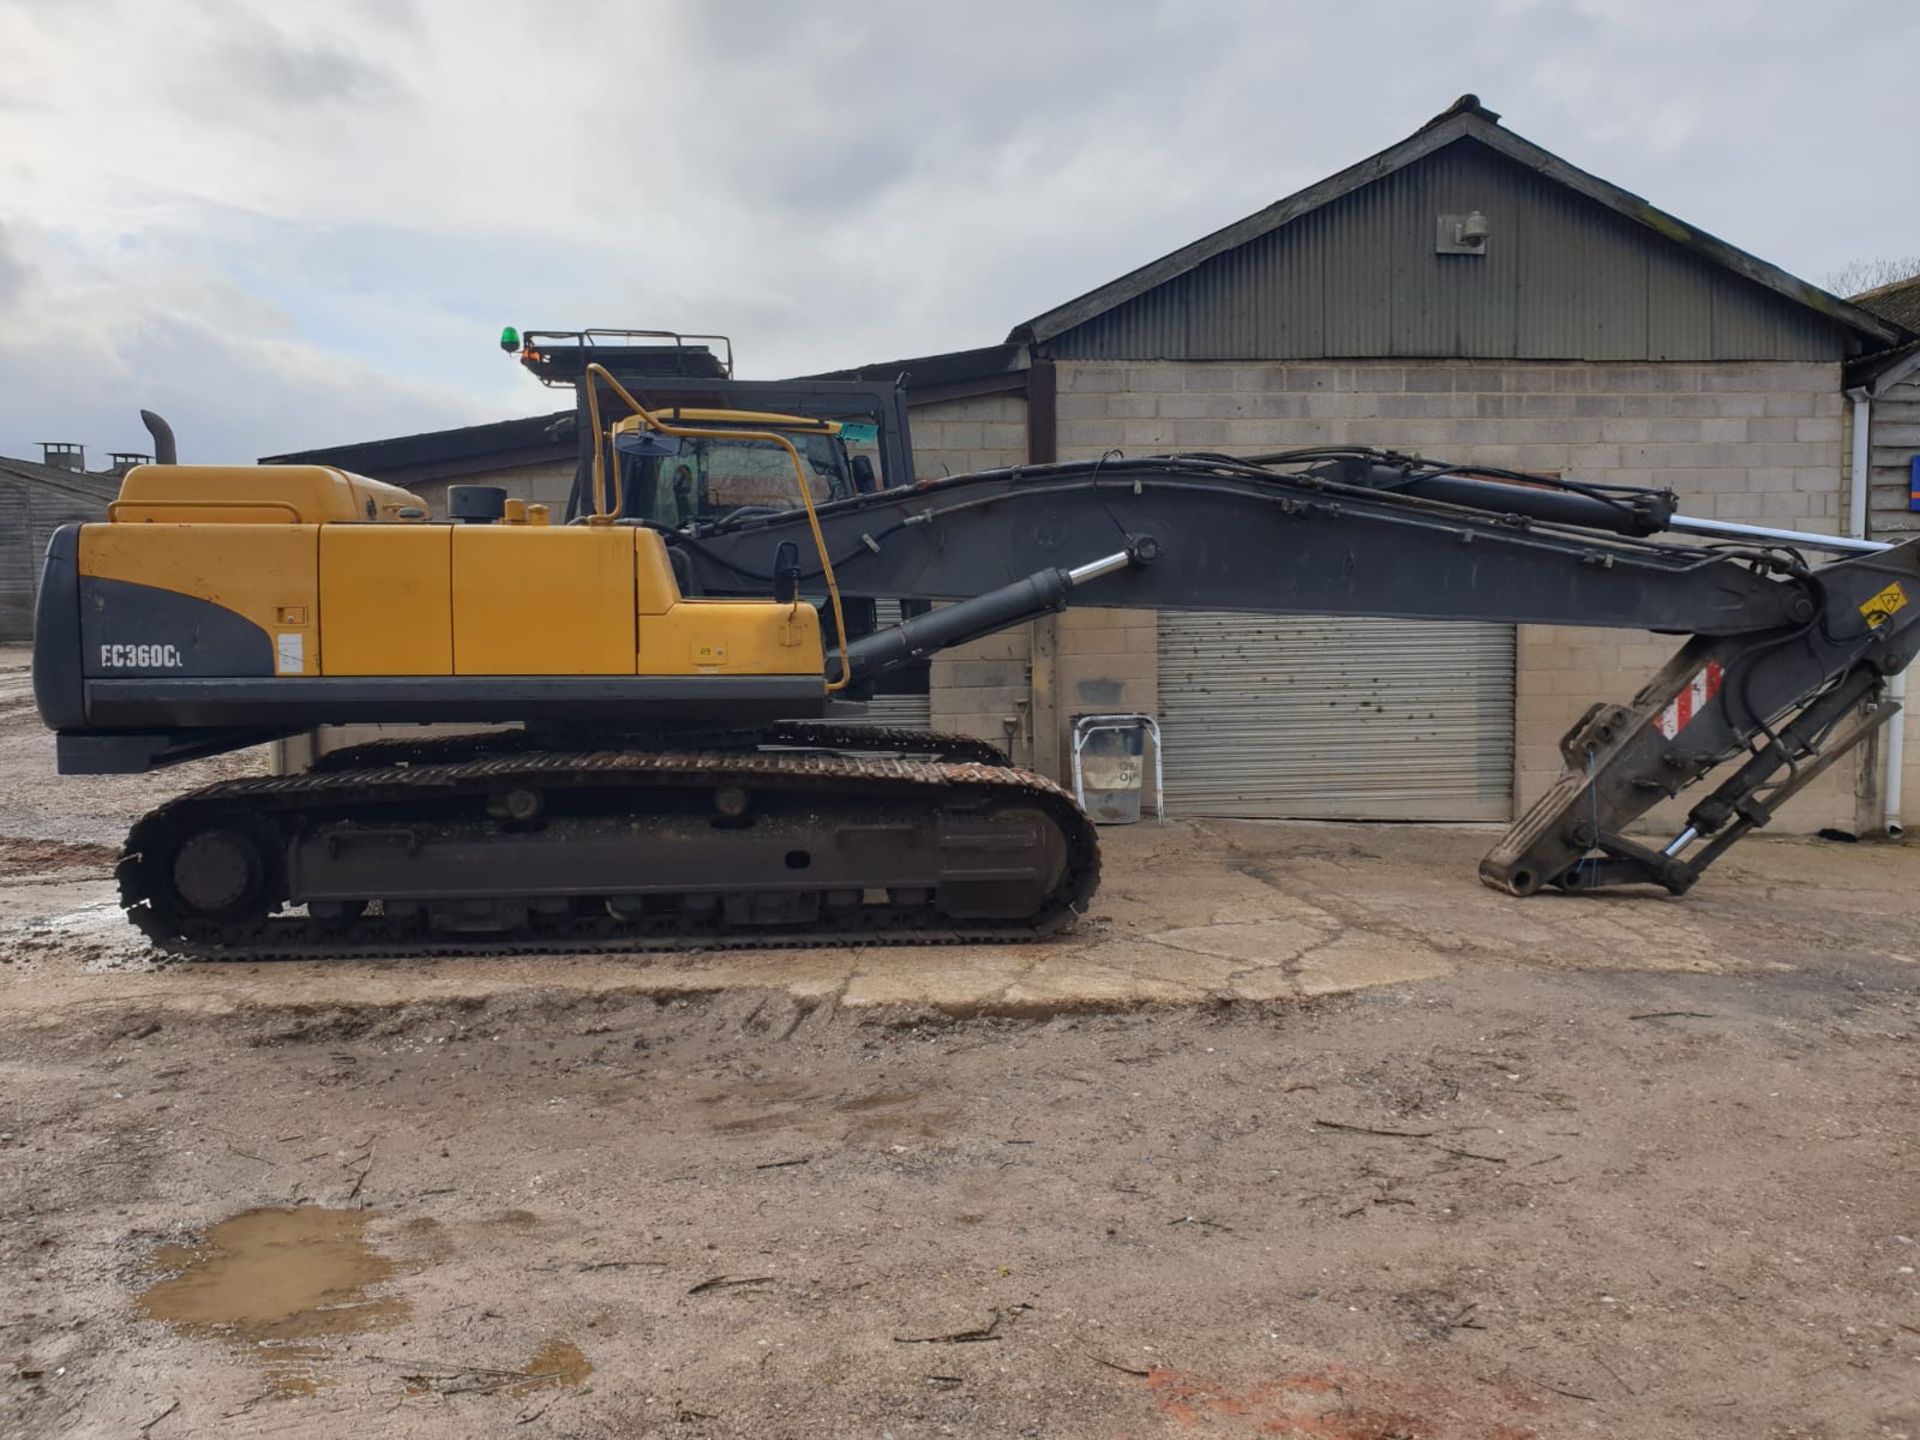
[1655,660,1724,740]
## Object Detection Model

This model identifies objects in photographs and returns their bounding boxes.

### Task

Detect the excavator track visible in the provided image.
[116,731,1099,960]
[306,720,1017,773]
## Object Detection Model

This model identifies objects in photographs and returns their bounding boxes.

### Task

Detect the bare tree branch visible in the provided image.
[1824,256,1920,298]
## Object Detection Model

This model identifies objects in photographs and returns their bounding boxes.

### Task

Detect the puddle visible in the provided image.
[10,897,158,972]
[515,1339,593,1395]
[403,1338,594,1397]
[137,1206,408,1395]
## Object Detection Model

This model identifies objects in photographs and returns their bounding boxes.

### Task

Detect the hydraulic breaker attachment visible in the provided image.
[1483,542,1920,895]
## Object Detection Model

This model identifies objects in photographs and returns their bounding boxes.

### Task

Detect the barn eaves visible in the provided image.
[263,409,576,485]
[1844,274,1920,395]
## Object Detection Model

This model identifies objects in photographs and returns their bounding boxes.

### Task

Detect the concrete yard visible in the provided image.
[2,648,1918,1439]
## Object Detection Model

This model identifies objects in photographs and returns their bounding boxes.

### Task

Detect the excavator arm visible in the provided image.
[668,449,1920,895]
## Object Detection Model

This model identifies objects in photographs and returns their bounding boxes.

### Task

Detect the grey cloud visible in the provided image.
[0,251,519,462]
[114,313,491,456]
[2,0,1916,458]
[219,31,402,104]
[165,4,410,128]
[669,0,1236,216]
[0,223,28,317]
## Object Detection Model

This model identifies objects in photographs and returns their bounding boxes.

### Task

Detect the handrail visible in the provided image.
[583,363,852,692]
[108,499,304,523]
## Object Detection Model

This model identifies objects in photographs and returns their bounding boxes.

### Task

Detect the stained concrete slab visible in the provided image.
[1292,935,1456,997]
[3,816,1913,1025]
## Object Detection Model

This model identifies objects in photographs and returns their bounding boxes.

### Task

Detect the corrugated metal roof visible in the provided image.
[1016,95,1907,363]
[1853,274,1920,335]
[265,410,575,474]
[0,456,115,641]
[0,455,121,504]
[801,343,1028,387]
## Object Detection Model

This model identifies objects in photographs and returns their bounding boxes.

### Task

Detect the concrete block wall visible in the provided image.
[414,460,576,519]
[1056,608,1158,790]
[1055,358,1857,832]
[910,393,1027,482]
[911,393,1034,753]
[927,625,1033,757]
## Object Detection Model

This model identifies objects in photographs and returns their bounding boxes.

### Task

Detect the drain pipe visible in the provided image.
[1849,386,1905,835]
[1848,390,1870,541]
[1890,677,1908,838]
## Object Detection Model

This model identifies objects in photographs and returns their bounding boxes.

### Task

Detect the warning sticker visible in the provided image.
[1859,581,1909,629]
[1655,660,1724,741]
[276,632,306,675]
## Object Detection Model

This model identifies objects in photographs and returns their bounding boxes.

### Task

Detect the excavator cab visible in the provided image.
[506,327,915,525]
[607,409,855,526]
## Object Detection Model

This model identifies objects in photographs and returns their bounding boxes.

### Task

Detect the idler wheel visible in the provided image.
[170,828,267,918]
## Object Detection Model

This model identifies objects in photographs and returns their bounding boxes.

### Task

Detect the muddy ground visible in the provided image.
[2,648,1917,1439]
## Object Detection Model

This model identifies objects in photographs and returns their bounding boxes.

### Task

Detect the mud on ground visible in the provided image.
[1,649,1917,1439]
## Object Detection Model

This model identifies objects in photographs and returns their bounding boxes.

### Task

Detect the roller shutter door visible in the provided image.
[847,600,932,729]
[1155,613,1514,821]
[861,693,934,727]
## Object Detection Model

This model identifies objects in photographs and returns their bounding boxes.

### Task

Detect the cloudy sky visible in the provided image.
[1,0,1914,463]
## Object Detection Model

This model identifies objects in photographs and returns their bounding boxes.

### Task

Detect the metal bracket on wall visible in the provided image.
[1435,211,1489,255]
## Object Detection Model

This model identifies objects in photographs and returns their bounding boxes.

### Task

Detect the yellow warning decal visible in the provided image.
[1860,581,1909,629]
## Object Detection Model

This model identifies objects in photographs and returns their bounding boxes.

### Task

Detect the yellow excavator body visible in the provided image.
[69,462,825,687]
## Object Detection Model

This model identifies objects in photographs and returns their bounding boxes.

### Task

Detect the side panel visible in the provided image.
[635,518,824,676]
[31,523,85,728]
[452,526,635,675]
[78,524,319,677]
[638,599,825,678]
[634,529,680,615]
[321,526,454,675]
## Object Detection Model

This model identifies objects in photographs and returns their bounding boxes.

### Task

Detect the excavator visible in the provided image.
[30,333,1920,958]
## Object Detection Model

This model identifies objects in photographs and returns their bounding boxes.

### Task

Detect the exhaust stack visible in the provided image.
[139,410,177,465]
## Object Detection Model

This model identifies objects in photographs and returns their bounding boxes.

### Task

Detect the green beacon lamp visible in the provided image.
[499,325,520,354]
